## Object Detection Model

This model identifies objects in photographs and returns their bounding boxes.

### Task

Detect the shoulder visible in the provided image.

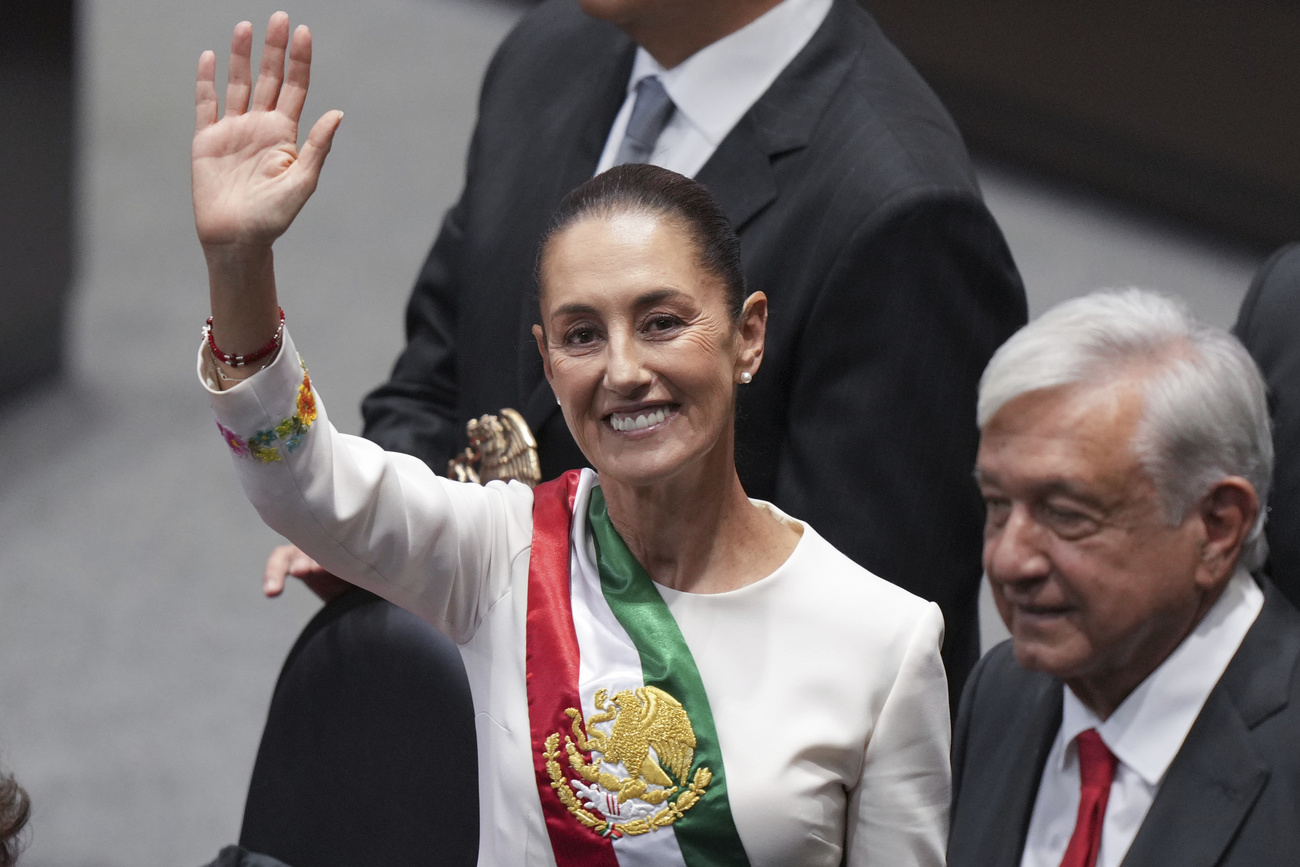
[962,641,1043,707]
[1220,579,1300,712]
[954,641,1060,750]
[786,520,943,646]
[1235,242,1300,353]
[793,520,934,606]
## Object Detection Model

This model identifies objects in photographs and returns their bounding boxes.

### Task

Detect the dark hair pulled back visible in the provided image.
[537,164,746,320]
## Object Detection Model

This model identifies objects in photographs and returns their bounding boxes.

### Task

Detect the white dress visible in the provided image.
[202,330,951,867]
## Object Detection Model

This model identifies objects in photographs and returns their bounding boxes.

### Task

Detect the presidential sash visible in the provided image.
[526,470,750,866]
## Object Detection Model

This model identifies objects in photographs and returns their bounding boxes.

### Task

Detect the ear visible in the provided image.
[735,291,768,381]
[532,323,554,384]
[1194,476,1260,588]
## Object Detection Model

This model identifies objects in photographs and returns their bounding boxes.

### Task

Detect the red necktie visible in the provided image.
[1059,728,1118,867]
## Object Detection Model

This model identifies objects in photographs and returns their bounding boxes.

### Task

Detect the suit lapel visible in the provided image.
[1120,691,1268,867]
[694,118,777,233]
[695,0,862,233]
[1120,581,1299,867]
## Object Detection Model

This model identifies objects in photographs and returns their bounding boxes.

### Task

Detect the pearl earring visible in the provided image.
[740,371,752,384]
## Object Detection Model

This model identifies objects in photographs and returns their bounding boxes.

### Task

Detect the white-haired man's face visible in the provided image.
[975,377,1246,717]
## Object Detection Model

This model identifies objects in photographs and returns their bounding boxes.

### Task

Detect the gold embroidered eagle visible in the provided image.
[566,685,698,805]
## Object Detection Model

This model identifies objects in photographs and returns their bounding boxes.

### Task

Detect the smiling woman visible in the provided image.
[194,16,952,866]
[532,167,777,578]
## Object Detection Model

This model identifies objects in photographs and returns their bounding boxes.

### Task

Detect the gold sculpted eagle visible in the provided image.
[446,408,541,487]
[568,685,697,805]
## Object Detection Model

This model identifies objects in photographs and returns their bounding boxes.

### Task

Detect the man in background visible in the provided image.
[949,289,1300,867]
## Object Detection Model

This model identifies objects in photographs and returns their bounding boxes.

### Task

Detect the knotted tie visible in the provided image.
[1059,728,1119,867]
[613,75,676,166]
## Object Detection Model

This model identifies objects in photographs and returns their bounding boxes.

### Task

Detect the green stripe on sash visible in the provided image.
[588,487,751,867]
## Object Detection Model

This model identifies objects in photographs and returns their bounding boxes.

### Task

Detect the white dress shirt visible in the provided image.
[1020,569,1264,867]
[594,0,832,179]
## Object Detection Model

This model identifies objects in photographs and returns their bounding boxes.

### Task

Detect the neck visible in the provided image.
[598,441,799,594]
[623,0,786,69]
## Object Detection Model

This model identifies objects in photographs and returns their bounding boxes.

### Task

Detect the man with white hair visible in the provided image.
[947,289,1300,867]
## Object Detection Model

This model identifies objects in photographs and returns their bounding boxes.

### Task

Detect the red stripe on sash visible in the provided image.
[526,471,619,866]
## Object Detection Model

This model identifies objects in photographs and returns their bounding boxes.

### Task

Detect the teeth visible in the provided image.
[611,407,668,432]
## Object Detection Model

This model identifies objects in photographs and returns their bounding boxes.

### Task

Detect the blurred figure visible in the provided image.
[1234,242,1300,603]
[0,769,29,867]
[949,290,1300,867]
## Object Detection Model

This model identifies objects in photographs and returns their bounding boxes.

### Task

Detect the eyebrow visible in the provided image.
[550,288,688,319]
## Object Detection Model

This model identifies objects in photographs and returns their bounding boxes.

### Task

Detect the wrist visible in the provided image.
[202,241,275,275]
[205,242,280,357]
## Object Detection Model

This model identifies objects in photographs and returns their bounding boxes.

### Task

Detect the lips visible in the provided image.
[1009,601,1076,626]
[608,406,672,432]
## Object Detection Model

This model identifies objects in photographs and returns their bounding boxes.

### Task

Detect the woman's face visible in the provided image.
[534,211,765,488]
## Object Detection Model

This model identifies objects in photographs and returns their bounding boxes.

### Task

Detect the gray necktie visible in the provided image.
[613,76,676,166]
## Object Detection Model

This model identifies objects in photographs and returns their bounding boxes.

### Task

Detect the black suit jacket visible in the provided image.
[360,0,1026,698]
[1235,243,1300,608]
[949,578,1300,867]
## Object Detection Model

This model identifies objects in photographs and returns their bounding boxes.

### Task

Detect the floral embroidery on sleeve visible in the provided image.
[217,356,317,464]
[216,422,249,458]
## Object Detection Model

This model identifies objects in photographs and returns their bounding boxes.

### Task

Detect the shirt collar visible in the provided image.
[1057,569,1264,785]
[626,0,832,149]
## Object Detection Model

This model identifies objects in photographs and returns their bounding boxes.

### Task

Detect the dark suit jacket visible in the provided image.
[359,0,1026,699]
[1235,243,1300,608]
[948,578,1300,867]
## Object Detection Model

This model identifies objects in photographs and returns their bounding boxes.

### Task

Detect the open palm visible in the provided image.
[192,13,342,250]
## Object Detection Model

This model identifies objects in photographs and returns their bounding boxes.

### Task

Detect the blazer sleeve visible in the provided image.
[843,601,951,867]
[772,191,1026,688]
[203,330,535,643]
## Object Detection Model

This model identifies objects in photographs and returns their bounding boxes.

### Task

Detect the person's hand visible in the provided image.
[192,12,343,252]
[263,544,352,603]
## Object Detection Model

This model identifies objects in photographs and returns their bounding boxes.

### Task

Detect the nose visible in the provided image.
[984,504,1051,589]
[604,330,652,396]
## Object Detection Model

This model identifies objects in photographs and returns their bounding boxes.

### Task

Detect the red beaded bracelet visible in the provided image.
[203,308,285,367]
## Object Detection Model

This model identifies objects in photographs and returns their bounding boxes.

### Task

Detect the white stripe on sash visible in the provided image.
[569,471,689,867]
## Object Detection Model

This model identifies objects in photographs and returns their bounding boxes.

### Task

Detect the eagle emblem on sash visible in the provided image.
[543,686,712,838]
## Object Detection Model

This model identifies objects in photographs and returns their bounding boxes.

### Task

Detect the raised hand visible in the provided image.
[192,13,342,250]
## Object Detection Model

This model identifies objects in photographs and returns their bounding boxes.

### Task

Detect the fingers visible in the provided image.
[264,544,335,599]
[224,20,254,117]
[250,11,291,112]
[296,110,344,187]
[276,25,313,124]
[263,543,302,597]
[195,50,218,132]
[213,15,317,125]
